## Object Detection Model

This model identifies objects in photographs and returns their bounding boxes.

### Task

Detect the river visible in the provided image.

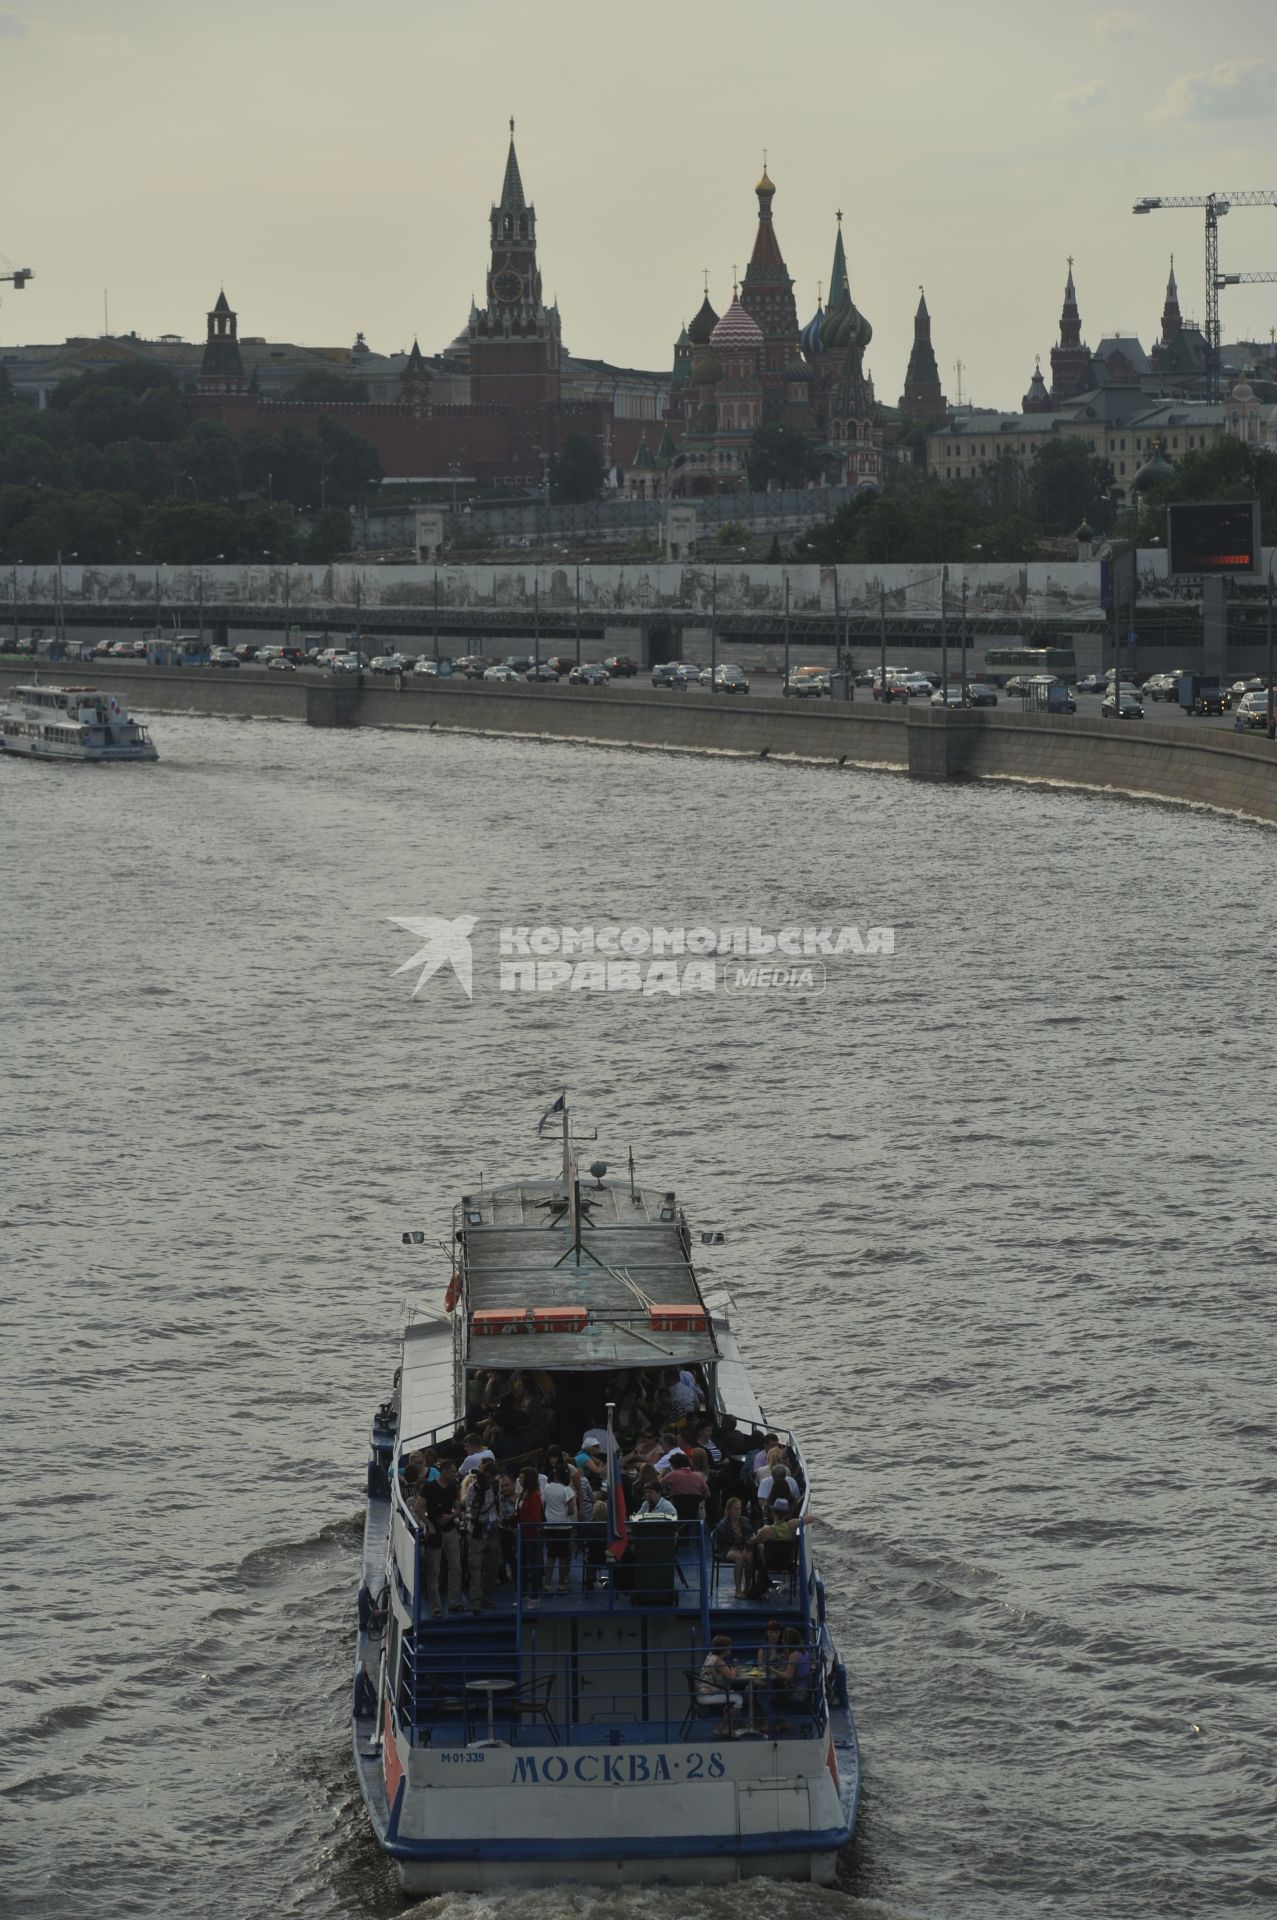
[1,714,1272,1920]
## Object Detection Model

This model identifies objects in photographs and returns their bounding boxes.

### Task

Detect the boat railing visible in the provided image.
[397,1633,830,1749]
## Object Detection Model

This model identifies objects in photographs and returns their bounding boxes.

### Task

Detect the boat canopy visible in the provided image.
[459,1176,720,1373]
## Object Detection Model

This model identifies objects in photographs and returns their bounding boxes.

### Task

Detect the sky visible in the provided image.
[2,0,1275,411]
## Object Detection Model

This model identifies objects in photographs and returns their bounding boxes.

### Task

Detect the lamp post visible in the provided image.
[574,564,582,669]
[1259,556,1267,741]
[782,572,791,690]
[879,583,887,698]
[533,577,540,677]
[710,570,718,691]
[940,564,949,692]
[9,556,18,650]
[960,576,969,701]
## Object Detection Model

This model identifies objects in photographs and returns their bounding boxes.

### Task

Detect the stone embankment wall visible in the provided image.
[5,663,1274,825]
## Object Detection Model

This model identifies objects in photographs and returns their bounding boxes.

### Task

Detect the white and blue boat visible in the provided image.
[352,1108,860,1892]
[0,684,158,762]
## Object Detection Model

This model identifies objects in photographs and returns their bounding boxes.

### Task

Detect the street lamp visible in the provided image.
[1259,556,1267,741]
[177,470,198,501]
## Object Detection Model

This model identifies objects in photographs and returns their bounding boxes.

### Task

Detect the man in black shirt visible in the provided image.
[421,1459,463,1616]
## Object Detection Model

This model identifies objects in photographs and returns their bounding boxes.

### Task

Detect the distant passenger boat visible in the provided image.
[0,684,159,762]
[353,1102,861,1893]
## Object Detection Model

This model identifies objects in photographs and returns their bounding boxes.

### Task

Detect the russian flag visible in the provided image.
[537,1091,566,1137]
[605,1431,628,1561]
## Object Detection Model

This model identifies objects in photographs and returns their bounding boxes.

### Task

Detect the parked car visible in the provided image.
[1102,690,1145,718]
[483,664,520,682]
[503,656,534,674]
[1073,673,1106,694]
[569,663,609,686]
[267,655,298,672]
[652,663,688,689]
[209,647,240,669]
[413,657,439,676]
[329,653,361,674]
[784,666,831,698]
[603,654,637,677]
[369,654,409,673]
[232,642,260,663]
[526,662,560,681]
[930,687,967,708]
[546,656,575,676]
[965,683,998,707]
[873,678,912,702]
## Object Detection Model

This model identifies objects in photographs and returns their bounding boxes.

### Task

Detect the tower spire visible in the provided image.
[499,119,525,212]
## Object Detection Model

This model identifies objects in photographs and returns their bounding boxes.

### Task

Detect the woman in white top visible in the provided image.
[540,1467,577,1595]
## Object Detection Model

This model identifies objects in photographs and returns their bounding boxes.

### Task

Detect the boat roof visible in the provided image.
[459,1174,719,1372]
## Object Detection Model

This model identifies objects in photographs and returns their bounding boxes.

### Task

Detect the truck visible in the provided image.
[1177,674,1226,716]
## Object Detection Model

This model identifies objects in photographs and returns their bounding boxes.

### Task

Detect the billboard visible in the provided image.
[1167,500,1261,578]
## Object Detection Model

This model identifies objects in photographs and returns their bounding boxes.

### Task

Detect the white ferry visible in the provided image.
[353,1106,861,1892]
[0,684,158,762]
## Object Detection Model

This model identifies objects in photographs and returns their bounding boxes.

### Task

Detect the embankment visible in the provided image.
[5,663,1274,825]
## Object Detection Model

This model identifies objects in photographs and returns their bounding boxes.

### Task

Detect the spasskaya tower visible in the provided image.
[468,120,562,443]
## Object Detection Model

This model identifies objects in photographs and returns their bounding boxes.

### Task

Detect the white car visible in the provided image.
[329,653,361,674]
[413,658,439,677]
[901,673,934,699]
[483,664,520,682]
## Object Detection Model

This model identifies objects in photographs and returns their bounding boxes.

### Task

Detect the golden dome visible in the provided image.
[756,168,775,194]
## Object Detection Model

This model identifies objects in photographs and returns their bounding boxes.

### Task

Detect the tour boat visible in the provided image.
[0,684,158,761]
[352,1106,860,1891]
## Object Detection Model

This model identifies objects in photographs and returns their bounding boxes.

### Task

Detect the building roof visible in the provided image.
[710,296,764,350]
[1096,335,1151,373]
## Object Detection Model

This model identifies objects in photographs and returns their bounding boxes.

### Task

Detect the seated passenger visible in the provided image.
[711,1497,755,1596]
[662,1452,710,1502]
[631,1481,677,1521]
[775,1628,813,1709]
[696,1634,744,1733]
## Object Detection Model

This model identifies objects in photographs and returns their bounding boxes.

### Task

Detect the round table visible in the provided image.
[737,1667,767,1735]
[466,1677,516,1747]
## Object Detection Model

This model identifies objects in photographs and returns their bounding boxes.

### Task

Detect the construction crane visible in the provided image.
[1133,193,1277,401]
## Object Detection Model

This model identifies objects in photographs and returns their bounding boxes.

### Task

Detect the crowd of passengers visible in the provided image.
[395,1364,806,1618]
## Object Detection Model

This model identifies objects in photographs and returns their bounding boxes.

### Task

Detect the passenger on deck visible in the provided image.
[716,1415,752,1459]
[757,1458,800,1509]
[459,1433,496,1476]
[775,1628,813,1709]
[697,1635,744,1734]
[694,1420,723,1467]
[757,1617,785,1677]
[540,1466,577,1595]
[496,1471,520,1585]
[661,1452,710,1504]
[631,1482,677,1521]
[711,1497,755,1596]
[665,1366,702,1418]
[463,1460,503,1611]
[515,1467,544,1598]
[422,1459,464,1617]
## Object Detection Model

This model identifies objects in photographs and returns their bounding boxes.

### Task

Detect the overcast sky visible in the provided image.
[2,0,1275,410]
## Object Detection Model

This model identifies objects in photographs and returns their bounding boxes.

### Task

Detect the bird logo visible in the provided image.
[388,914,477,999]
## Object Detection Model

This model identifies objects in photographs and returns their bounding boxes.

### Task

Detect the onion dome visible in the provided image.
[1075,518,1095,543]
[709,296,764,351]
[801,305,825,356]
[756,167,775,195]
[784,351,809,383]
[696,352,723,385]
[1131,444,1174,493]
[687,293,720,345]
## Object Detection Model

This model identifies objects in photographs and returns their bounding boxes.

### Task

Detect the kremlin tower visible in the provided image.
[898,288,948,423]
[1049,258,1092,400]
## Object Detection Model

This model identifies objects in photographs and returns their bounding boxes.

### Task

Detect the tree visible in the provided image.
[746,424,822,492]
[1029,438,1113,533]
[289,367,368,404]
[1133,437,1277,546]
[303,507,354,563]
[315,413,382,507]
[549,433,605,504]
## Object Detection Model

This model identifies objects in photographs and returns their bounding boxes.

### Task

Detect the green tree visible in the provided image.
[1029,438,1113,532]
[746,424,822,492]
[302,507,354,563]
[549,433,605,504]
[315,413,382,508]
[138,500,244,564]
[290,367,369,404]
[1133,437,1277,546]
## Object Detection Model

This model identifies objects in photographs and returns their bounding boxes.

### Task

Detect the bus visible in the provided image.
[982,645,1077,686]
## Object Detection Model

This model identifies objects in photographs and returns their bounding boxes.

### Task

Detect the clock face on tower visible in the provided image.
[491,268,524,304]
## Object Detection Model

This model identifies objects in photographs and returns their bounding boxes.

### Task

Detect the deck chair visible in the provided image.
[504,1673,559,1744]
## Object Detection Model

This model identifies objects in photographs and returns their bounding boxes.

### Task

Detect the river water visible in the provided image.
[2,716,1273,1920]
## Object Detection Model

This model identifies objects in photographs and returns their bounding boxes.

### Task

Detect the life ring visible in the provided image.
[444,1272,461,1313]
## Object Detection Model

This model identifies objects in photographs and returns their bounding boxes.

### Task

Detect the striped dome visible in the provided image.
[709,297,764,350]
[801,306,825,355]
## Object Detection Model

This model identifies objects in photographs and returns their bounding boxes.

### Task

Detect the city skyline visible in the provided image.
[2,0,1275,412]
